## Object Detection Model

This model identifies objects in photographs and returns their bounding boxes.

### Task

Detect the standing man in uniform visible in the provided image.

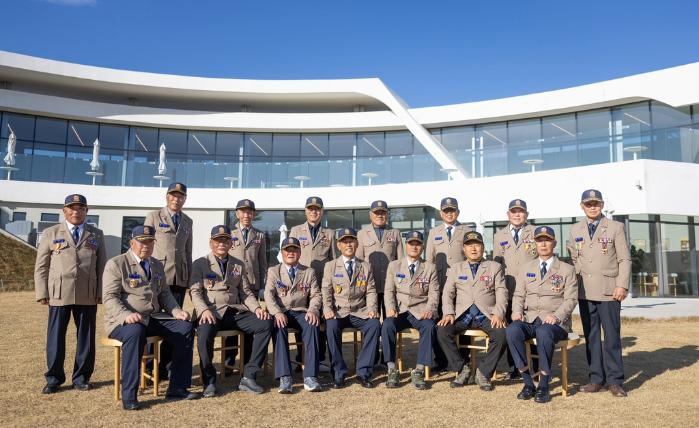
[382,231,438,390]
[426,197,471,370]
[356,200,403,365]
[103,225,197,410]
[145,182,193,379]
[265,237,323,393]
[191,225,273,396]
[35,194,106,394]
[227,198,268,367]
[290,196,335,370]
[507,226,578,403]
[437,231,508,392]
[567,189,631,397]
[493,199,538,379]
[322,228,381,389]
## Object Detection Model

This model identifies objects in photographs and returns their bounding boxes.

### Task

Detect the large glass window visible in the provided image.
[577,108,612,165]
[477,122,508,177]
[68,121,98,147]
[660,220,697,297]
[301,133,328,158]
[121,216,145,253]
[629,220,659,297]
[612,102,651,161]
[542,114,577,169]
[159,129,188,154]
[188,130,215,156]
[508,118,542,174]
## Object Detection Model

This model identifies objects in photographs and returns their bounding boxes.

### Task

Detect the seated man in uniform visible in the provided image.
[382,231,439,390]
[437,231,508,391]
[102,225,197,410]
[506,226,578,403]
[191,225,273,396]
[322,228,381,389]
[265,237,323,394]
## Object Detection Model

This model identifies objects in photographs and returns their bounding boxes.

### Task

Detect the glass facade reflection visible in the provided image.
[1,101,698,188]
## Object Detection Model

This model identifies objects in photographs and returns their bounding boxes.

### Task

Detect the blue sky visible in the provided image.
[2,0,698,107]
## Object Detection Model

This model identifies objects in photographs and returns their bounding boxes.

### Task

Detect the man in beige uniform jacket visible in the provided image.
[322,228,380,389]
[493,198,538,378]
[426,197,472,369]
[437,231,508,391]
[567,189,631,398]
[191,225,272,396]
[103,225,196,410]
[507,226,578,404]
[35,194,106,394]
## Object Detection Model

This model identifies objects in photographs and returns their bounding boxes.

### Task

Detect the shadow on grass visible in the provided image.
[623,340,699,392]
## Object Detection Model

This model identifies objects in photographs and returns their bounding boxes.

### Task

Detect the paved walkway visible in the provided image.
[572,297,699,319]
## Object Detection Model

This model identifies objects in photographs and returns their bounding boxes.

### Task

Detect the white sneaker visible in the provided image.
[303,377,322,392]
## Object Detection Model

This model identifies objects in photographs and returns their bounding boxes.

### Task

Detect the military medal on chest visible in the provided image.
[395,273,406,286]
[206,273,217,290]
[575,237,584,257]
[550,274,564,292]
[523,239,536,256]
[416,276,429,293]
[356,274,367,288]
[52,239,64,255]
[597,237,612,255]
[128,273,141,288]
[479,274,493,289]
[276,280,289,297]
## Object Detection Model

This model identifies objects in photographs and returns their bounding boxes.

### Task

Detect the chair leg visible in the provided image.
[153,340,160,397]
[219,335,227,379]
[114,346,121,402]
[140,357,146,390]
[353,331,359,364]
[425,365,430,381]
[397,332,403,374]
[561,346,569,397]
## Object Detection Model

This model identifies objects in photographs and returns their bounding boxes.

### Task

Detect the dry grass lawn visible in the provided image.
[1,291,698,427]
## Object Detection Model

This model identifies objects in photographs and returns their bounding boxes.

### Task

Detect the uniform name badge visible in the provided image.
[206,273,217,290]
[598,237,613,255]
[232,237,240,247]
[499,240,509,249]
[395,273,405,284]
[85,238,99,251]
[299,236,309,247]
[159,222,170,231]
[128,273,141,288]
[550,274,564,292]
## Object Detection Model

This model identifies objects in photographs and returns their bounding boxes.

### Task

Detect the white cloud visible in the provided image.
[43,0,98,6]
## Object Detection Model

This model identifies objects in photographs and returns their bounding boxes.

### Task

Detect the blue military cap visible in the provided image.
[131,225,156,241]
[534,226,556,240]
[581,189,603,203]
[64,194,87,207]
[281,237,301,250]
[508,199,528,211]
[370,200,389,212]
[464,231,484,244]
[305,196,324,209]
[236,199,256,210]
[335,227,357,241]
[440,197,458,210]
[167,182,187,195]
[210,225,231,239]
[405,231,424,244]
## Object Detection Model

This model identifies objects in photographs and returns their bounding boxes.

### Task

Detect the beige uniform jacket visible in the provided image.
[289,223,335,284]
[384,258,440,319]
[513,258,578,332]
[441,260,508,320]
[567,217,631,302]
[264,264,321,316]
[356,225,403,293]
[321,258,377,319]
[493,224,538,298]
[189,253,259,320]
[102,253,181,337]
[425,222,472,286]
[228,225,267,293]
[144,208,193,287]
[34,222,106,306]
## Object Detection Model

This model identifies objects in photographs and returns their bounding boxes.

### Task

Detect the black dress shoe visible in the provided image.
[517,384,536,400]
[503,370,521,380]
[358,376,374,389]
[534,387,550,403]
[73,382,92,391]
[122,401,140,411]
[42,384,60,394]
[332,376,346,389]
[165,388,200,400]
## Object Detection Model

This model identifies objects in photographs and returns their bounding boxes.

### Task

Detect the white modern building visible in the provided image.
[1,51,698,297]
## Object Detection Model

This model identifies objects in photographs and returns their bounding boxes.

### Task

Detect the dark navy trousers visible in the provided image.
[273,310,320,379]
[326,315,380,379]
[580,299,624,386]
[437,314,507,378]
[197,308,273,385]
[506,318,568,375]
[45,305,97,386]
[110,318,193,404]
[381,312,435,367]
[158,285,187,375]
